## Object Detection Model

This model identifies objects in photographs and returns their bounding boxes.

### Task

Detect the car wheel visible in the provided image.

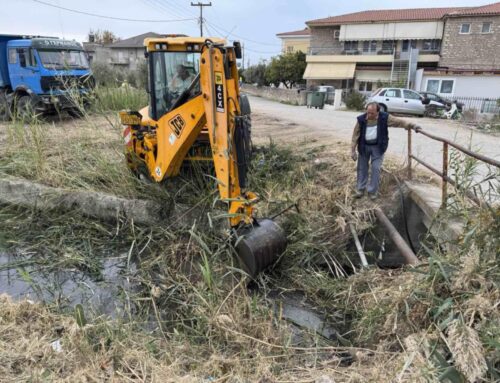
[379,104,387,112]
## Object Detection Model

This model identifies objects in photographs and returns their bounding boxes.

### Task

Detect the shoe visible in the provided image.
[354,190,364,199]
[368,193,378,201]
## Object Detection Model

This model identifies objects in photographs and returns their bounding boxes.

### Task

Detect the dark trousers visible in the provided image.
[356,145,384,194]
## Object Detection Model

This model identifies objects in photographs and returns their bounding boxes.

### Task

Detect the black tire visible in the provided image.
[424,106,438,118]
[379,104,387,113]
[239,93,251,116]
[67,107,85,118]
[0,93,10,121]
[15,95,35,121]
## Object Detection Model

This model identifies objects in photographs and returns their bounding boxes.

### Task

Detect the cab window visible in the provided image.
[8,48,17,64]
[17,48,37,67]
[150,51,200,119]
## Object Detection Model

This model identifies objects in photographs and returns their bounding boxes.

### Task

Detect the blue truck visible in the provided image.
[0,34,94,120]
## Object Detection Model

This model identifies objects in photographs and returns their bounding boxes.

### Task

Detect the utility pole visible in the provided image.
[190,2,212,37]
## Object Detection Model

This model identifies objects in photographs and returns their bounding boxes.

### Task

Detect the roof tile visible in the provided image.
[276,28,310,37]
[306,3,500,25]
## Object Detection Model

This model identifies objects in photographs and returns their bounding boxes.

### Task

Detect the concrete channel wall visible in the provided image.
[241,84,307,106]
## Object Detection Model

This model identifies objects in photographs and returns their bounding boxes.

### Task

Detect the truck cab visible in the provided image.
[0,35,94,119]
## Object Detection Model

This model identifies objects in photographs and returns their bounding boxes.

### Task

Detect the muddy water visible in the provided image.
[0,251,137,316]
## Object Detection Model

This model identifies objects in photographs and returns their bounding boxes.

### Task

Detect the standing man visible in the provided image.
[351,102,419,200]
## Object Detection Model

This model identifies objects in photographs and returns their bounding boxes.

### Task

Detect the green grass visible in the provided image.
[92,85,148,112]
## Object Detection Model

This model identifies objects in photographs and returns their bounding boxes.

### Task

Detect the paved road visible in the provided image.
[250,96,499,190]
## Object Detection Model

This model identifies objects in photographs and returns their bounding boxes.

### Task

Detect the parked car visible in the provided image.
[368,87,444,116]
[419,91,464,112]
[311,85,335,104]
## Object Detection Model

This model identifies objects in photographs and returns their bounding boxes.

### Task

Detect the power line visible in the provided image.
[204,19,281,47]
[146,0,190,20]
[161,0,198,18]
[190,2,212,37]
[32,0,197,23]
[244,46,281,55]
[149,0,283,48]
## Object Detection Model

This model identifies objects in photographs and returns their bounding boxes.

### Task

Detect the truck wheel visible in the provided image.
[67,107,85,118]
[0,93,10,121]
[15,95,35,121]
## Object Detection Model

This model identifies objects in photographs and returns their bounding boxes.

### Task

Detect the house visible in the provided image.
[84,32,164,71]
[415,2,500,103]
[105,32,164,71]
[303,3,500,100]
[276,28,310,54]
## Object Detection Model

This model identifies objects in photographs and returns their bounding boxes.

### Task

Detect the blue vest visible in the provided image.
[356,112,389,155]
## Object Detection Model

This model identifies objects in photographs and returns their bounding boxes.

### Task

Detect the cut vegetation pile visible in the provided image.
[0,106,498,382]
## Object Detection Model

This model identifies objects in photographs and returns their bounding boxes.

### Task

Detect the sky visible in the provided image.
[0,0,494,65]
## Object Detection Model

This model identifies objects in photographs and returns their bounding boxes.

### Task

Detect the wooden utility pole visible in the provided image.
[190,2,212,37]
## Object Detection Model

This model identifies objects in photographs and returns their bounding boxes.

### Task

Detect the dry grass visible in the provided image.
[0,106,498,382]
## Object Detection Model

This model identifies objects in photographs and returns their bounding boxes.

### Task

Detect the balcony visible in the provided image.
[307,47,440,63]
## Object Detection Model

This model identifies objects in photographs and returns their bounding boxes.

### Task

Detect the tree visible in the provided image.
[88,29,119,44]
[265,51,306,88]
[243,64,268,87]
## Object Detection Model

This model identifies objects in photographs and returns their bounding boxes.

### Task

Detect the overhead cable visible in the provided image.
[32,0,196,22]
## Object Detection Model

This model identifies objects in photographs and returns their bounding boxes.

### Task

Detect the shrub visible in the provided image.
[90,62,126,87]
[345,91,366,111]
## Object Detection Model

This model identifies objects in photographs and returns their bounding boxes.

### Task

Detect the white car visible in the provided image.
[367,88,444,116]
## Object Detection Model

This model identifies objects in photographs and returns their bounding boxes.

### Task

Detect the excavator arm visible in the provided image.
[120,37,286,276]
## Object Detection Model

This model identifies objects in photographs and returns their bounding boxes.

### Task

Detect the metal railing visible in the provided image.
[407,126,500,207]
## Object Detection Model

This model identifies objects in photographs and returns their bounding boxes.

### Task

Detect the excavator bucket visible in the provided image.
[234,219,287,278]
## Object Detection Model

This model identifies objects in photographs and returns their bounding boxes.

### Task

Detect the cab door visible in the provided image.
[9,47,41,93]
[383,88,404,112]
[402,89,425,115]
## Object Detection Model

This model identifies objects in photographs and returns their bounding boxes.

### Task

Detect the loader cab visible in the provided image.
[145,37,226,121]
[149,50,200,120]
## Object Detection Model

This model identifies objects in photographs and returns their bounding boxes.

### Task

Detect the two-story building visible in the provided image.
[276,28,310,54]
[415,3,500,102]
[303,3,500,100]
[304,8,453,93]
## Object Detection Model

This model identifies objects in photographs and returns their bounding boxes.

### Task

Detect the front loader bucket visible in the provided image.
[234,219,287,278]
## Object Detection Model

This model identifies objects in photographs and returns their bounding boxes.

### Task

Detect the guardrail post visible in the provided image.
[442,142,449,207]
[407,128,412,180]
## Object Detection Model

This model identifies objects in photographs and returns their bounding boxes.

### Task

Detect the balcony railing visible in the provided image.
[308,47,394,56]
[308,47,440,56]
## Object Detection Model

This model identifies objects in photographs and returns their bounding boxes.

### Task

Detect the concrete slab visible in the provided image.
[405,181,464,243]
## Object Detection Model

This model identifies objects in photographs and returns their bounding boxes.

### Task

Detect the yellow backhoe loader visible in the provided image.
[119,37,286,277]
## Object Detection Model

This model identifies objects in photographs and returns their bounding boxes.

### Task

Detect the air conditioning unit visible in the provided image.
[334,30,340,40]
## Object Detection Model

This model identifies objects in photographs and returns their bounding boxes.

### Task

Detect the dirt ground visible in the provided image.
[249,95,500,163]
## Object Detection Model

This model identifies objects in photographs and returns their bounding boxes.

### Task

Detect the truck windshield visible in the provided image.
[151,51,200,119]
[38,50,89,70]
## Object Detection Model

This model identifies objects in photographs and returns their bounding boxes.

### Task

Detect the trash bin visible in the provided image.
[306,91,326,109]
